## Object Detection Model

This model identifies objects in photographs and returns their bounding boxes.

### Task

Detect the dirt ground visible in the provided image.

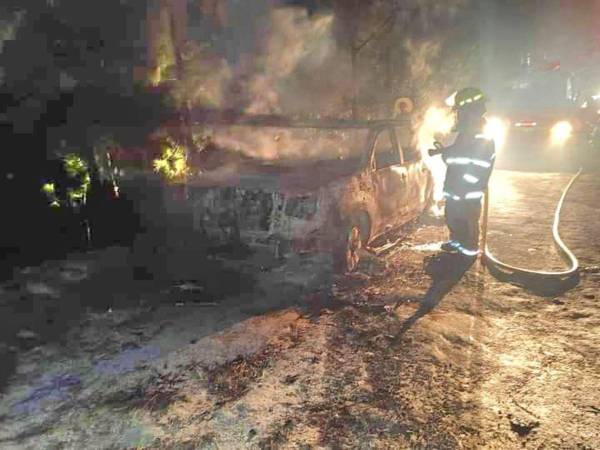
[0,169,598,449]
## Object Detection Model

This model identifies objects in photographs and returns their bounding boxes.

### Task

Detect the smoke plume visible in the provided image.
[163,1,477,162]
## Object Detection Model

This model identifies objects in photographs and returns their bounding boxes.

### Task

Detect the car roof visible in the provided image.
[186,108,404,131]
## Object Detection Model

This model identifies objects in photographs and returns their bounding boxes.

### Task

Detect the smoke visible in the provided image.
[221,7,351,116]
[165,1,477,164]
[206,125,369,162]
[404,39,441,90]
[176,1,476,117]
[390,0,475,211]
[170,41,232,108]
[185,6,359,162]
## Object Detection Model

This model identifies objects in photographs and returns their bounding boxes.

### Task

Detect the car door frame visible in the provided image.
[392,127,431,218]
[369,126,409,234]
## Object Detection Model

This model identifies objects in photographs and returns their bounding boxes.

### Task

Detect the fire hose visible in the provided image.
[481,168,583,286]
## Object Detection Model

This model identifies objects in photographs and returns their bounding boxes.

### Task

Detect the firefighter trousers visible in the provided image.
[445,198,482,254]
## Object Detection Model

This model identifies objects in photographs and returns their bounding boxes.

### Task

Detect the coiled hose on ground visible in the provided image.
[482,169,583,292]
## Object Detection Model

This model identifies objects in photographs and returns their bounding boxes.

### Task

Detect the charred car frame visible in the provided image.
[111,112,434,274]
[185,118,434,272]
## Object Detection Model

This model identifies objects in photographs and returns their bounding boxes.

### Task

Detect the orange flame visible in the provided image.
[416,106,456,216]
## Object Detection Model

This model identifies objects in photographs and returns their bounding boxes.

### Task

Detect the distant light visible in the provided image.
[514,121,537,128]
[550,121,573,145]
[483,116,508,150]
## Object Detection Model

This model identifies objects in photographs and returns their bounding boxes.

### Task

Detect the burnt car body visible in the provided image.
[187,122,433,271]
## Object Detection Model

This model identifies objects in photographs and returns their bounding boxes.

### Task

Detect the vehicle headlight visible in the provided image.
[550,121,573,145]
[483,116,508,150]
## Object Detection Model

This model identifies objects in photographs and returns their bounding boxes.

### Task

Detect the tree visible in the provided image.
[0,0,170,153]
[0,0,174,257]
[328,0,477,119]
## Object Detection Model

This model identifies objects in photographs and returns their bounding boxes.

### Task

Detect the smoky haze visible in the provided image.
[145,1,600,169]
[164,0,479,163]
[174,0,479,115]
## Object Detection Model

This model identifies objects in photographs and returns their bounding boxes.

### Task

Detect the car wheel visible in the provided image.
[345,224,362,272]
[334,215,366,273]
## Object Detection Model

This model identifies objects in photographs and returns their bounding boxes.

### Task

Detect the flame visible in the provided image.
[416,106,456,215]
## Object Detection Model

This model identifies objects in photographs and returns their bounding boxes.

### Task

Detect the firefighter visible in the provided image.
[429,87,496,257]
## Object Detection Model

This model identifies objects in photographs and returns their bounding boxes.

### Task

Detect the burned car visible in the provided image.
[187,122,433,272]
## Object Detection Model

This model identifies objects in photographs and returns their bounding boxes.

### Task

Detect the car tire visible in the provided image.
[334,214,368,273]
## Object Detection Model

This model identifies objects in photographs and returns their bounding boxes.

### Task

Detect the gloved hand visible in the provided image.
[428,141,444,156]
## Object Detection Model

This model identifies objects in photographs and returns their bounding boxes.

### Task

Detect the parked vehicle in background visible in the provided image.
[485,68,598,169]
[581,96,600,152]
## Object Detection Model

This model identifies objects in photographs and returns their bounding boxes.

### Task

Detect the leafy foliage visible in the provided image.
[153,138,189,181]
[63,153,91,202]
[41,182,60,207]
[41,154,91,208]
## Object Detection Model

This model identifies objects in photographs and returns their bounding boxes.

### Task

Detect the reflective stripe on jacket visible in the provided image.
[442,132,495,199]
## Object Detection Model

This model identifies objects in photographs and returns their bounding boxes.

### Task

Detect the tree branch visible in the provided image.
[353,10,397,53]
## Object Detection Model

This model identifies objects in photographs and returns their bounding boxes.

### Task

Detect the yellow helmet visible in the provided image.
[454,87,486,110]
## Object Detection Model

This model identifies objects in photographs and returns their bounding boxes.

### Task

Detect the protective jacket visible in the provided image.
[442,131,496,202]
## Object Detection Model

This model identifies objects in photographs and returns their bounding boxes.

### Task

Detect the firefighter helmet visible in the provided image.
[454,87,486,110]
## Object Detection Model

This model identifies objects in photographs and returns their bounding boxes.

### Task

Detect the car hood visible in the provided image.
[187,157,364,193]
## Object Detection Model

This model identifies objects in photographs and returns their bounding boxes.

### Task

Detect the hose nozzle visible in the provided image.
[428,141,444,157]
